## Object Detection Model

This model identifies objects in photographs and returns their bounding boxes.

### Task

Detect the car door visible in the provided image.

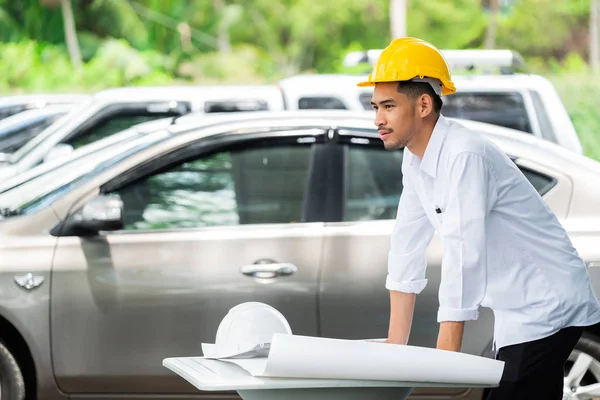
[50,129,327,397]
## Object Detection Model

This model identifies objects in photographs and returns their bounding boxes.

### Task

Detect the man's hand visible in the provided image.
[436,321,465,352]
[387,291,416,345]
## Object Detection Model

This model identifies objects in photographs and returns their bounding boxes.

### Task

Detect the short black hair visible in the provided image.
[397,81,443,114]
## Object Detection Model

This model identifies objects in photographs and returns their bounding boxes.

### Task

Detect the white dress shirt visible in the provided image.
[387,115,600,350]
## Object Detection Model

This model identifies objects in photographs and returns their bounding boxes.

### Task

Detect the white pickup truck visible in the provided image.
[279,49,582,154]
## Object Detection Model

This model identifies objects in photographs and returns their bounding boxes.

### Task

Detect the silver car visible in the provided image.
[0,111,599,400]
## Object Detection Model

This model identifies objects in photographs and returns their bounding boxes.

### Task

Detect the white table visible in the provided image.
[163,356,495,400]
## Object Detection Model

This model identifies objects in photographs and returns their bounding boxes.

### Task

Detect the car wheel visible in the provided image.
[563,334,600,399]
[0,340,25,400]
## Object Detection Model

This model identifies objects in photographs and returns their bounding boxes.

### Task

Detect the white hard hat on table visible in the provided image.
[203,302,292,359]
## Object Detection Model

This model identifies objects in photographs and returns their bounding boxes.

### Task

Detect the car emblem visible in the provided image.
[14,273,44,290]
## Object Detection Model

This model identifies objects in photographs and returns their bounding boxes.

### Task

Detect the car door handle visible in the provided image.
[240,262,298,279]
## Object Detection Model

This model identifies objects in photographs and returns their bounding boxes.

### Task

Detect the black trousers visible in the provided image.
[485,326,583,400]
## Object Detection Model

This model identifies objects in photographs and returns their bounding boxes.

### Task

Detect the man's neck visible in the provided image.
[407,114,439,159]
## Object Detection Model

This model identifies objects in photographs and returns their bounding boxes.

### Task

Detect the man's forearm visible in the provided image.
[387,291,416,344]
[437,321,465,352]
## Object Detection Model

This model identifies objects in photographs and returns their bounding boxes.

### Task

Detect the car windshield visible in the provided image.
[0,129,171,216]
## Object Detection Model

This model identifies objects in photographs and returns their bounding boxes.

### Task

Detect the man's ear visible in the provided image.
[418,94,434,118]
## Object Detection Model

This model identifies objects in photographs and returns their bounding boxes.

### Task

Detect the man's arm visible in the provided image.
[436,151,497,351]
[386,166,434,343]
[387,291,416,344]
[437,321,464,351]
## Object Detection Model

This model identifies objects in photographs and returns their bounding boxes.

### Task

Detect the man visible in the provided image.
[357,37,600,399]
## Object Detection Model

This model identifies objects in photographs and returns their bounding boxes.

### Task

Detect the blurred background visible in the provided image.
[0,0,598,157]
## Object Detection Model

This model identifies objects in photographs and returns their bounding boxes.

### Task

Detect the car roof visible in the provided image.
[91,85,284,104]
[170,109,524,135]
[170,110,600,175]
[169,110,379,136]
[0,94,89,108]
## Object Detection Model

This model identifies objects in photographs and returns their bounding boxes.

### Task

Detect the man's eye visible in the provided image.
[385,104,394,109]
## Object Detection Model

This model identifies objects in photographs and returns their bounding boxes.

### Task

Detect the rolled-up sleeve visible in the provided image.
[437,151,497,322]
[386,171,435,294]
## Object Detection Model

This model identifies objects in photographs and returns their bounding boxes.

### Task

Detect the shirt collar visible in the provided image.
[413,115,450,178]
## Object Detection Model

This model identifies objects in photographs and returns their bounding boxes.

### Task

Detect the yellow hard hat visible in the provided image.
[357,37,456,96]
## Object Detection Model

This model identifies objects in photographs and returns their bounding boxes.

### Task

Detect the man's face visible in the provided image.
[371,82,417,151]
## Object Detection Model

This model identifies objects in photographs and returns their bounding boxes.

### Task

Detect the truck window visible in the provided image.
[204,100,269,112]
[359,93,373,110]
[442,92,533,133]
[298,97,347,110]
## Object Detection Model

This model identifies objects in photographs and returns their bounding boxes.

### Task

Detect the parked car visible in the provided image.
[0,105,73,157]
[0,111,599,400]
[0,94,89,121]
[279,49,582,153]
[0,85,285,182]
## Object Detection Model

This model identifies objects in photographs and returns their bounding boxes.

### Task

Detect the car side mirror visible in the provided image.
[44,143,73,164]
[74,195,124,235]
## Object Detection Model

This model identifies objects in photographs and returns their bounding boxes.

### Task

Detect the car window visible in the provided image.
[298,97,347,110]
[442,92,533,133]
[110,143,314,230]
[345,144,404,221]
[204,100,269,112]
[64,114,176,149]
[519,166,556,196]
[344,143,557,222]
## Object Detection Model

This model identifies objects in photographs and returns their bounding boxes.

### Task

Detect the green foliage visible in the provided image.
[496,0,589,58]
[0,0,596,77]
[409,0,488,49]
[0,40,179,93]
[84,0,150,50]
[0,0,63,42]
[550,73,600,161]
[177,45,272,84]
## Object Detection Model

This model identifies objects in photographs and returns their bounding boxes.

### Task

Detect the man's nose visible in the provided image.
[374,109,386,128]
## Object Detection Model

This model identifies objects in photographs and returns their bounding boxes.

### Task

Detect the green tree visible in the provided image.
[496,0,590,59]
[41,0,82,69]
[408,0,487,49]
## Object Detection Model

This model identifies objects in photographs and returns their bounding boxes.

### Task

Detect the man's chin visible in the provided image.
[383,140,403,151]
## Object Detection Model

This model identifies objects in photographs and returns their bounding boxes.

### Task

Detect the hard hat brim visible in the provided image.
[356,80,375,87]
[356,78,456,95]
